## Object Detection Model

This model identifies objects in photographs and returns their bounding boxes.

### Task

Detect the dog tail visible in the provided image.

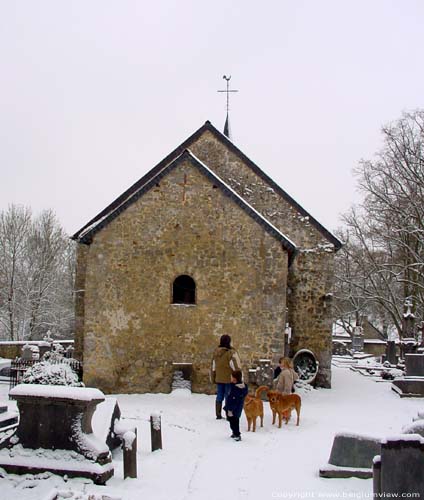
[255,385,269,399]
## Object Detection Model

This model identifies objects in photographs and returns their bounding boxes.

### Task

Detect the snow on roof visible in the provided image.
[72,120,342,250]
[10,384,105,401]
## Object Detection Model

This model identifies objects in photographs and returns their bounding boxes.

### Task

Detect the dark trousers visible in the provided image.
[228,416,240,437]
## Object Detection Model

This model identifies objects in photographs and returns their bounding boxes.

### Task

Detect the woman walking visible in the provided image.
[210,334,242,419]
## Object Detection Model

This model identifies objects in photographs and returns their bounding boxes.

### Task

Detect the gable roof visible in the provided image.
[72,120,342,250]
[75,149,298,264]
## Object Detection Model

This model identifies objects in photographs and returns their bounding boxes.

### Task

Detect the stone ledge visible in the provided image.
[0,450,114,485]
[319,464,373,479]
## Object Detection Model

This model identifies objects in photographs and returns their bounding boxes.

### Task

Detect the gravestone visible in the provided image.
[392,353,424,397]
[385,341,397,365]
[320,432,381,479]
[0,384,113,484]
[374,435,424,497]
[405,354,424,377]
[21,344,39,361]
[256,359,275,387]
[351,326,364,352]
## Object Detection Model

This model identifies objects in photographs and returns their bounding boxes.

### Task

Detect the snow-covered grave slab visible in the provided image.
[0,384,113,485]
[392,377,424,398]
[319,431,382,479]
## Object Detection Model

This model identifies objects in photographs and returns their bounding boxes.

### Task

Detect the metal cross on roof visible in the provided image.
[217,75,239,114]
[217,75,238,139]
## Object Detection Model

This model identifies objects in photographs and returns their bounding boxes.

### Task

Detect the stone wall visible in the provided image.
[287,250,335,387]
[189,131,336,386]
[77,159,288,394]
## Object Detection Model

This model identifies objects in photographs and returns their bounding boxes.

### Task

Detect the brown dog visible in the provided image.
[256,386,301,428]
[243,387,264,432]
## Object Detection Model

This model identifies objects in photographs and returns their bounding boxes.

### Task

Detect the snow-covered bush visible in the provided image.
[381,368,403,380]
[22,361,84,387]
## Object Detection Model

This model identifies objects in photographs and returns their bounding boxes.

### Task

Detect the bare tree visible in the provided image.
[334,110,424,338]
[0,205,75,340]
[0,205,32,340]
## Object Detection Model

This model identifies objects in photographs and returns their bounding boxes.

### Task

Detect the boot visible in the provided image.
[215,401,223,420]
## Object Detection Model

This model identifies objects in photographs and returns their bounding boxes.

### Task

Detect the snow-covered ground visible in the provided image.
[0,365,423,500]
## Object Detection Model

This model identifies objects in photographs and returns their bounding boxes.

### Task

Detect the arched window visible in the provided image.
[172,275,196,305]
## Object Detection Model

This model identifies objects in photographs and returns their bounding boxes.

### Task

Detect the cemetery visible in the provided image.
[0,324,423,499]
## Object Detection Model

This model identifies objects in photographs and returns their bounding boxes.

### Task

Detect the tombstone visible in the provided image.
[65,345,75,358]
[374,436,424,497]
[402,297,416,339]
[43,330,54,344]
[405,354,424,377]
[21,344,34,361]
[352,326,364,352]
[392,354,424,397]
[333,341,348,356]
[319,432,380,479]
[385,341,397,365]
[31,345,40,360]
[248,368,258,384]
[400,338,417,357]
[255,359,275,387]
[0,384,113,485]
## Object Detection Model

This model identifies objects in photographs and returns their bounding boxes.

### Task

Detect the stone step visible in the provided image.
[0,411,18,429]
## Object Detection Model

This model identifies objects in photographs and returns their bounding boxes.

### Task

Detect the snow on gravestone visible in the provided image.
[0,384,113,485]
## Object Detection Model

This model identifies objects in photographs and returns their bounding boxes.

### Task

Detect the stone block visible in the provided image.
[328,432,381,468]
[320,432,380,479]
[392,378,424,397]
[377,436,424,496]
[405,354,424,377]
[0,384,113,485]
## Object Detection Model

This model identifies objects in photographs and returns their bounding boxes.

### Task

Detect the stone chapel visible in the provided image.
[72,121,342,394]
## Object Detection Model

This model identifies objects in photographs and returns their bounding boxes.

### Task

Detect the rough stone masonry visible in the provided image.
[72,121,341,394]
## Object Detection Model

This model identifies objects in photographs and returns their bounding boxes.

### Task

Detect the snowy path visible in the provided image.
[0,366,423,500]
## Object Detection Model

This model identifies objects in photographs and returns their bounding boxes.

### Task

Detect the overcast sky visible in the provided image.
[1,1,423,236]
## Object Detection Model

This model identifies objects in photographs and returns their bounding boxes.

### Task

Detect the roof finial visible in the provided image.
[217,75,238,139]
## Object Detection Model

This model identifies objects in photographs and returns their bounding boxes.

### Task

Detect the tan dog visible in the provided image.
[243,387,264,432]
[256,386,301,428]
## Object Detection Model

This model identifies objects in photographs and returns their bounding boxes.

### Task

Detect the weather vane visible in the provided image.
[217,75,238,114]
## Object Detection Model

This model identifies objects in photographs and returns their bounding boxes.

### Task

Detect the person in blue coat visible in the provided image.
[224,370,248,441]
